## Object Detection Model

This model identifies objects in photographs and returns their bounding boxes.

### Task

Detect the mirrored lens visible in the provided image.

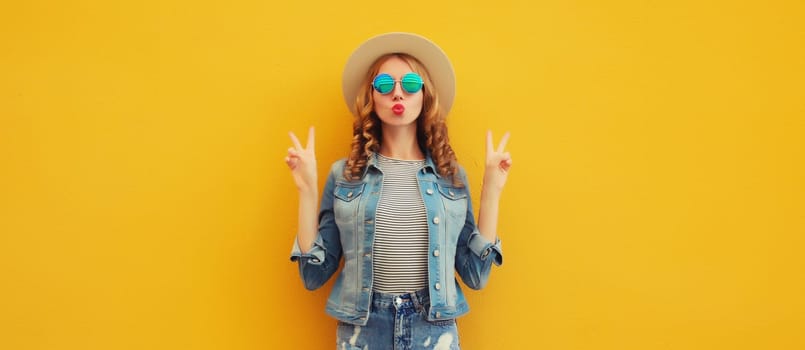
[401,73,423,93]
[373,74,395,94]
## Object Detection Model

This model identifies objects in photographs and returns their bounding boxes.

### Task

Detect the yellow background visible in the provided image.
[2,0,804,349]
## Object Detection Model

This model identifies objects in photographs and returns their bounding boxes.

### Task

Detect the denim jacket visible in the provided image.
[290,153,503,326]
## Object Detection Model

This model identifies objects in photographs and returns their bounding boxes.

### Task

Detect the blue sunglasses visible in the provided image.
[372,73,424,94]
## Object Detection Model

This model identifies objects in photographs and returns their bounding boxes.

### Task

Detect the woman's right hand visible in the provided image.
[285,126,317,194]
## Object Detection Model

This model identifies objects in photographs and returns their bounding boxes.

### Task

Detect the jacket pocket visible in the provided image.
[436,183,468,221]
[333,182,366,223]
[334,182,366,202]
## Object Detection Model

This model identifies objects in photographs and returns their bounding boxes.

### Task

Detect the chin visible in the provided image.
[380,117,416,127]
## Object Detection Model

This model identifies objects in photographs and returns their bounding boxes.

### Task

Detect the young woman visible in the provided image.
[286,32,512,350]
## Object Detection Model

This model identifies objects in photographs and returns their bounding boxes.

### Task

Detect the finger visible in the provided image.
[497,132,511,153]
[287,157,298,169]
[500,160,511,172]
[306,126,315,151]
[486,130,493,155]
[289,131,303,150]
[287,147,298,157]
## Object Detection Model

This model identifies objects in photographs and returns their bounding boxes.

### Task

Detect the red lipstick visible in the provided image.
[392,104,405,115]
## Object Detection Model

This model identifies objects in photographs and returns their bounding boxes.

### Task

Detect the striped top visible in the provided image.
[372,153,429,294]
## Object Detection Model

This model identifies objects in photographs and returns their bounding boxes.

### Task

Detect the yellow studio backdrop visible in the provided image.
[1,0,803,349]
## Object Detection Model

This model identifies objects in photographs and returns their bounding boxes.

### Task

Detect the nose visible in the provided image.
[391,81,404,101]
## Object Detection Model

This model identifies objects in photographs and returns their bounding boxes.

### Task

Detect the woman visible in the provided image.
[286,32,512,350]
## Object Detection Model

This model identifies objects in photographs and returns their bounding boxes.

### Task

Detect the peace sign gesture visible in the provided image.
[285,126,317,194]
[483,130,513,195]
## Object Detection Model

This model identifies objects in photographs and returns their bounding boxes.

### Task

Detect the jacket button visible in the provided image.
[426,189,434,195]
[449,190,455,196]
[433,217,440,224]
[347,191,353,198]
[433,250,440,257]
[435,311,441,318]
[435,282,441,290]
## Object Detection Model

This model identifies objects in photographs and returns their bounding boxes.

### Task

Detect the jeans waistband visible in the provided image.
[372,288,430,310]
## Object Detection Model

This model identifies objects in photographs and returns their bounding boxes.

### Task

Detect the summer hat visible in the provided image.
[341,32,456,117]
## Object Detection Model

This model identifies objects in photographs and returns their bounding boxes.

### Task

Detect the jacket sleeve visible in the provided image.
[289,162,343,291]
[454,167,504,290]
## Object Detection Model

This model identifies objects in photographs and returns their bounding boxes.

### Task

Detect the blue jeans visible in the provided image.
[336,288,461,349]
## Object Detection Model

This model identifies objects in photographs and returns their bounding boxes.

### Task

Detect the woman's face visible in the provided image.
[371,56,424,129]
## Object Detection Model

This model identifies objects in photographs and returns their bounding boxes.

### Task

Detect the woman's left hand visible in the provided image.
[483,130,513,196]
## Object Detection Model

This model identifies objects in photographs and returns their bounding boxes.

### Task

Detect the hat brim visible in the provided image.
[342,32,455,117]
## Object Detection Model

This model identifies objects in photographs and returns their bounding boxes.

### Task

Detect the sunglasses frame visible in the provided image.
[371,72,424,95]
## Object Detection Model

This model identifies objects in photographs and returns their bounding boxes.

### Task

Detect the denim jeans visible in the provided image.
[336,288,461,350]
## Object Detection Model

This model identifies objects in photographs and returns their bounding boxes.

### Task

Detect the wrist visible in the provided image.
[298,187,318,199]
[480,185,502,201]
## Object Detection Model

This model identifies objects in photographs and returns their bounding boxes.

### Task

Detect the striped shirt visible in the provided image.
[372,153,429,294]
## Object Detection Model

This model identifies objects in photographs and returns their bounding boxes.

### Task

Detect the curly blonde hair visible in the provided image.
[343,53,462,187]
